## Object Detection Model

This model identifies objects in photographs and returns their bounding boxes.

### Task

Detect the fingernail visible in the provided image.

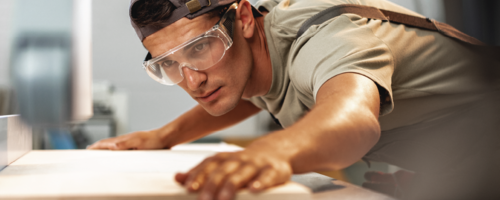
[190,182,200,191]
[252,181,262,190]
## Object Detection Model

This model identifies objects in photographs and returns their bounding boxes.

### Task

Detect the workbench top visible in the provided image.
[0,144,394,200]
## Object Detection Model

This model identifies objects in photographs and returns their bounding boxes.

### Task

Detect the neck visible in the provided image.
[242,14,272,99]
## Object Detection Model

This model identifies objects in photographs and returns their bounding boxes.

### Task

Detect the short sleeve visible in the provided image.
[254,0,280,12]
[289,14,395,116]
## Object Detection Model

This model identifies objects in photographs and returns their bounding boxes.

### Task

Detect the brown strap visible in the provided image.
[297,4,487,46]
[432,21,487,46]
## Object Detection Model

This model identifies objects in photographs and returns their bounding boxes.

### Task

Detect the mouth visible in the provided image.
[197,87,222,103]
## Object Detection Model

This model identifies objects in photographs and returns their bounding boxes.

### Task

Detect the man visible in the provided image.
[89,0,500,199]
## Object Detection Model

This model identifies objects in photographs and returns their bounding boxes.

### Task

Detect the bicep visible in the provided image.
[276,73,381,171]
[316,72,380,119]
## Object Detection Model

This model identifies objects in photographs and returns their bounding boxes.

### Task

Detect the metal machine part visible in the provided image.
[11,33,73,127]
[9,0,93,128]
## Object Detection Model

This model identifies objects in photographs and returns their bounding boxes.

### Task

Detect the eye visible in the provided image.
[194,42,208,52]
[160,60,177,68]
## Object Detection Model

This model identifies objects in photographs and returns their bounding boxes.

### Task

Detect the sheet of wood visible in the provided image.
[0,150,311,200]
[0,115,32,170]
[0,116,7,169]
[7,115,32,164]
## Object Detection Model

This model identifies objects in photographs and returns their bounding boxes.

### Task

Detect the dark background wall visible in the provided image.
[444,0,500,45]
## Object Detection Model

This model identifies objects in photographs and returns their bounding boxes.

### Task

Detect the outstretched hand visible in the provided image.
[87,130,167,150]
[175,149,292,200]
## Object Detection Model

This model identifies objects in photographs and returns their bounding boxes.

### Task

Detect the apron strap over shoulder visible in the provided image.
[297,4,493,47]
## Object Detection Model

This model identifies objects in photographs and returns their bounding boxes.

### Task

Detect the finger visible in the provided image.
[185,160,220,192]
[217,164,259,200]
[186,153,230,175]
[199,160,241,200]
[249,168,289,193]
[86,140,106,149]
[182,153,231,191]
[87,140,118,150]
[175,172,189,185]
[86,143,102,150]
[112,139,141,150]
[182,153,230,188]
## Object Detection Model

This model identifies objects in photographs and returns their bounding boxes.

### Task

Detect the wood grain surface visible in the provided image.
[0,149,311,200]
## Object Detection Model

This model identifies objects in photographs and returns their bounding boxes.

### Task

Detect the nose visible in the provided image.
[181,65,207,90]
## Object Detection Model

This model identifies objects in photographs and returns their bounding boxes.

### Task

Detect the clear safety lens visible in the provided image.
[144,32,229,85]
[143,3,237,85]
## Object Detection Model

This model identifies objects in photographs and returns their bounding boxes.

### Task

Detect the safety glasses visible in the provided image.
[142,3,237,85]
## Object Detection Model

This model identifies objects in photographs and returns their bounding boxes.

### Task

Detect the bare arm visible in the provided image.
[88,99,261,150]
[176,73,381,200]
[161,99,262,148]
[247,72,381,172]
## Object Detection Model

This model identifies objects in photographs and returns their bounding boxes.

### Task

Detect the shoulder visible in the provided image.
[287,12,395,114]
[288,13,393,85]
[257,0,422,34]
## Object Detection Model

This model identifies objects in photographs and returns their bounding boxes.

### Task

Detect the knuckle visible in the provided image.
[204,155,218,163]
[214,153,229,159]
[238,154,250,162]
[115,139,126,145]
[222,160,240,170]
[191,171,206,181]
[209,170,226,183]
[114,142,126,149]
[195,173,207,182]
[227,175,244,188]
[226,177,238,186]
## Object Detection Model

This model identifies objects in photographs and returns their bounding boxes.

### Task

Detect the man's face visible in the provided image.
[143,14,253,116]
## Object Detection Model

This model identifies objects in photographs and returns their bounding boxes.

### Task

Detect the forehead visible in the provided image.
[143,15,220,57]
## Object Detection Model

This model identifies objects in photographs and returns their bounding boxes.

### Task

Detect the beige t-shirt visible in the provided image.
[249,0,499,132]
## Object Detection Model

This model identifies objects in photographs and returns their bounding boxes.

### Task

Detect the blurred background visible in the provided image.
[0,0,499,185]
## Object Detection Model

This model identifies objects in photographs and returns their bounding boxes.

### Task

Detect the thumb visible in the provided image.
[87,141,118,150]
[175,172,189,184]
[112,139,141,150]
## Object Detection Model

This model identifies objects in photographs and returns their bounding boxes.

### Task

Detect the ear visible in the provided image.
[236,0,255,39]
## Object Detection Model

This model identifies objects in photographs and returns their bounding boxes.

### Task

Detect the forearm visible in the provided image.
[247,103,380,172]
[158,99,261,148]
[246,73,381,172]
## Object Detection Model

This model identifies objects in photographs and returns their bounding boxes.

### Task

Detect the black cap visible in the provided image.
[130,0,239,41]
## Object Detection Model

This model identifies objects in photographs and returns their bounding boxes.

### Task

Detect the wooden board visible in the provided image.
[0,149,311,200]
[0,115,32,170]
[7,115,32,164]
[0,116,6,169]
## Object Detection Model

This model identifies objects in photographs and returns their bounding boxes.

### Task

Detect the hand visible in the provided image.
[175,150,292,200]
[87,130,167,150]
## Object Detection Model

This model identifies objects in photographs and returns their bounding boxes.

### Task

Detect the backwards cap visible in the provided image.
[130,0,261,42]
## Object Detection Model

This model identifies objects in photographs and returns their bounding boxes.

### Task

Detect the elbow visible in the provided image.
[365,115,381,147]
[355,115,381,160]
[328,116,381,170]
